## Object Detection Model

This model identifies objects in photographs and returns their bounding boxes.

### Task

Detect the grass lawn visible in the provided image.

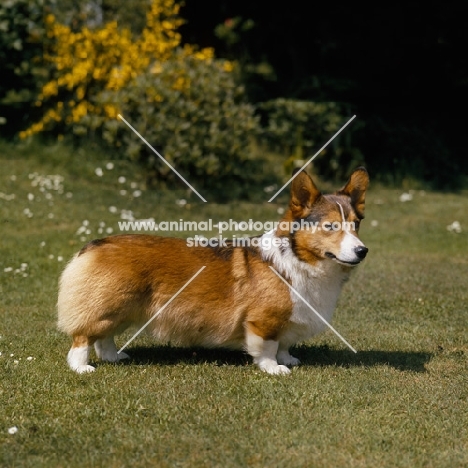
[1,140,467,467]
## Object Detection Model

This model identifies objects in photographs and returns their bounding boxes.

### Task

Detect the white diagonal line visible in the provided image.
[268,114,357,202]
[268,266,357,353]
[117,266,206,354]
[117,113,207,202]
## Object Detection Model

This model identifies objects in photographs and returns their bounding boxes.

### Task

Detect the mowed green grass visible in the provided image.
[1,140,467,468]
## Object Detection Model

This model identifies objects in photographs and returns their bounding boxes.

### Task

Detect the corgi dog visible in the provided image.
[57,167,369,375]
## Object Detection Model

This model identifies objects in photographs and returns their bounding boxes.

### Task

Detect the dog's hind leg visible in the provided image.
[67,335,96,374]
[94,336,129,363]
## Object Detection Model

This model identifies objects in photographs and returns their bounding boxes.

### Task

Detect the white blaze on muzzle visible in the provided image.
[336,202,365,264]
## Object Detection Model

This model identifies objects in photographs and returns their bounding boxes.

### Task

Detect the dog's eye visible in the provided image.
[323,221,341,232]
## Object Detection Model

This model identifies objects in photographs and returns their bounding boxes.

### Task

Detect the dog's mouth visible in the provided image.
[325,252,361,266]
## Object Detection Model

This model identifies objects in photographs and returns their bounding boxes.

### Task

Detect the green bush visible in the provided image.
[94,50,271,201]
[257,99,365,180]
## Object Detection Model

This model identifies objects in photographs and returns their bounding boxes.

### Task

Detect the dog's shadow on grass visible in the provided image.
[295,345,433,373]
[120,344,432,373]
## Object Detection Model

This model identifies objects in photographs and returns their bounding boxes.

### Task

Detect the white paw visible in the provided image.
[259,360,291,375]
[74,364,96,374]
[277,352,301,367]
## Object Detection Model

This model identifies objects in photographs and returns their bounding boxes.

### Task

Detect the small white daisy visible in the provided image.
[120,210,134,221]
[447,221,462,233]
[75,226,86,235]
[399,193,413,202]
[263,185,277,193]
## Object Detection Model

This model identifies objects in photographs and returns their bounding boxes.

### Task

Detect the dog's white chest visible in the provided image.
[290,268,343,332]
[279,261,348,346]
[260,230,349,345]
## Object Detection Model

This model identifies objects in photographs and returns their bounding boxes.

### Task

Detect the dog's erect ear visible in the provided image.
[289,169,321,218]
[338,167,369,218]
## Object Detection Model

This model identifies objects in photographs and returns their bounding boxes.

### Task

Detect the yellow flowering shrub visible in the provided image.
[19,0,202,138]
[17,0,270,199]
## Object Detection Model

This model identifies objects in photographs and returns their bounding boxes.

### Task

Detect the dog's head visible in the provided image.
[278,167,369,267]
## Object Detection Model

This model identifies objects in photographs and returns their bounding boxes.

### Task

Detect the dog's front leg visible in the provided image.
[245,326,291,375]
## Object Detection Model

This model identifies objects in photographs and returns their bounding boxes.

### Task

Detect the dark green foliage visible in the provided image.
[355,115,465,190]
[101,0,152,35]
[0,0,46,136]
[257,99,365,180]
[180,0,468,188]
[50,0,152,34]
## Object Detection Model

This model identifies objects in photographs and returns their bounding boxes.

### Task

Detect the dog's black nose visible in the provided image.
[354,246,368,259]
